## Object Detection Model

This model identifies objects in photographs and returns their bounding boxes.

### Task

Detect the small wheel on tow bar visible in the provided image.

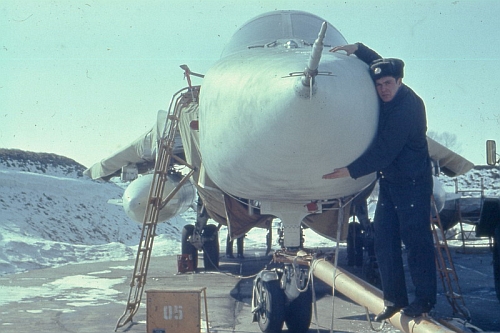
[253,279,285,333]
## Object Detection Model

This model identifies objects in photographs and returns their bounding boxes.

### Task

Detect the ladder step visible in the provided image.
[126,302,139,310]
[445,291,462,299]
[437,267,453,272]
[138,248,151,256]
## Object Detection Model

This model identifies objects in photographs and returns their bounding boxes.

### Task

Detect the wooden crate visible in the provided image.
[146,288,208,333]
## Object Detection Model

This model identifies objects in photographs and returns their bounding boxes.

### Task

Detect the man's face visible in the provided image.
[375,76,402,102]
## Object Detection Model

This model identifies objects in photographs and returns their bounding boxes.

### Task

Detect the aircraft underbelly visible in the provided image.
[199,51,378,202]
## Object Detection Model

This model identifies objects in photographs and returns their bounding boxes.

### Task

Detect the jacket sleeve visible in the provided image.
[347,99,413,179]
[354,43,382,65]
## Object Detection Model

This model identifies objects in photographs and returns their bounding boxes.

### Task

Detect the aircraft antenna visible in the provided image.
[303,22,327,87]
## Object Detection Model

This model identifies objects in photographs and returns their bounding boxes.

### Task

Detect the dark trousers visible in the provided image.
[374,179,436,308]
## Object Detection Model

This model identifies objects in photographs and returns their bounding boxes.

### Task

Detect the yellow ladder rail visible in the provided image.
[430,195,470,321]
[115,86,199,331]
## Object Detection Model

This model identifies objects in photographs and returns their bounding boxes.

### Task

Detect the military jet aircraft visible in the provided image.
[84,10,474,333]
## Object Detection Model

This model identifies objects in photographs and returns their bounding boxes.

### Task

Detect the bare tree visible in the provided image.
[428,130,462,153]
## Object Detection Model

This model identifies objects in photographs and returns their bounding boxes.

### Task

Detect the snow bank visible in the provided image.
[0,150,189,275]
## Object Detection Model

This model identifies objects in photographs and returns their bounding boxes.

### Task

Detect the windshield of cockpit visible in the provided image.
[221,11,347,57]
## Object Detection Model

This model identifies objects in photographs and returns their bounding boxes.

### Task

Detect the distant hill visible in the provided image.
[0,148,86,177]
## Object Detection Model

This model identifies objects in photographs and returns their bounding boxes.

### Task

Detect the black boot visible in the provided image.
[401,301,433,318]
[374,306,401,322]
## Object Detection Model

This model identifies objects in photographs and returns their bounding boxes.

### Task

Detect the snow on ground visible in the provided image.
[0,151,314,277]
[1,150,499,277]
[441,166,500,198]
[0,164,329,276]
[0,152,191,275]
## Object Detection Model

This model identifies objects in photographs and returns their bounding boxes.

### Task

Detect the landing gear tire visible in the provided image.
[494,225,500,302]
[254,279,285,333]
[181,224,198,270]
[202,224,219,270]
[284,286,312,333]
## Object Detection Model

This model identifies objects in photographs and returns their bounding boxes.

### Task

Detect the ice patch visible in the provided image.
[0,274,126,307]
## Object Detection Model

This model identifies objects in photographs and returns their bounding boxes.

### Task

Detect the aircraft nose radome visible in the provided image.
[199,52,379,201]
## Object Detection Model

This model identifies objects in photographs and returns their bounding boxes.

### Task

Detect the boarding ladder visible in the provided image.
[454,178,486,252]
[114,85,198,331]
[430,195,471,321]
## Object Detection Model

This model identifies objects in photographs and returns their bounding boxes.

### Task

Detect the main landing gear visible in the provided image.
[181,223,220,271]
[180,199,220,271]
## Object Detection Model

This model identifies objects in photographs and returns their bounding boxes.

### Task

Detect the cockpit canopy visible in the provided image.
[221,10,348,57]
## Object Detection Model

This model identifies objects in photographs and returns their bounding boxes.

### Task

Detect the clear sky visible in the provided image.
[1,0,499,167]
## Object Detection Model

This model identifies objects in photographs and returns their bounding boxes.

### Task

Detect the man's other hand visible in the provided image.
[329,44,358,56]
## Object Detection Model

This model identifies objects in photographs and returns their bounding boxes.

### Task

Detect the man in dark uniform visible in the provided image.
[323,43,436,321]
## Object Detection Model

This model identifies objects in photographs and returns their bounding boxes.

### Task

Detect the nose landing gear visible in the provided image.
[252,251,313,333]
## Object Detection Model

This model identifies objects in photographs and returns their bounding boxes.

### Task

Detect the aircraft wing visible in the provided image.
[427,136,474,177]
[84,110,182,180]
[83,130,155,180]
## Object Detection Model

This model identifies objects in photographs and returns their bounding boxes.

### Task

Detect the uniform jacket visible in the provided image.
[347,43,432,186]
